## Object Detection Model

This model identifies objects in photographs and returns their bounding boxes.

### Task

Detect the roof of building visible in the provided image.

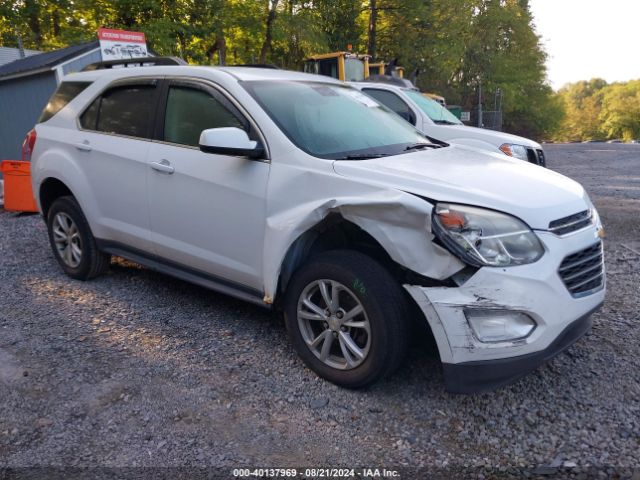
[0,47,42,67]
[0,41,99,80]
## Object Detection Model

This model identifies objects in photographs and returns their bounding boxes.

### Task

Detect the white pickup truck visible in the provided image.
[352,81,546,167]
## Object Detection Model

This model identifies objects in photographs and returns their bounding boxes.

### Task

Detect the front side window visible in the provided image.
[362,88,415,124]
[39,81,91,123]
[80,84,157,138]
[163,85,245,147]
[243,81,430,159]
[404,90,462,125]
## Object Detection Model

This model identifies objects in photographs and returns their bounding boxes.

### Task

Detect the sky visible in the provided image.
[529,0,640,90]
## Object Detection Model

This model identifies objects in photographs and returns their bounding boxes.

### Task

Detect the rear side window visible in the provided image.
[163,86,245,147]
[39,81,91,123]
[362,88,415,124]
[80,84,157,139]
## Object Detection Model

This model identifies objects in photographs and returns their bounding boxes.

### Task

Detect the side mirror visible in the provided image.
[199,127,264,159]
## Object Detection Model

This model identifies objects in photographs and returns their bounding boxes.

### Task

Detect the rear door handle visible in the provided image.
[150,160,175,174]
[75,141,92,152]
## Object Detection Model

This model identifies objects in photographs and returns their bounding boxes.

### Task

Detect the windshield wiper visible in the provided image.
[338,153,389,160]
[433,119,459,125]
[404,142,440,152]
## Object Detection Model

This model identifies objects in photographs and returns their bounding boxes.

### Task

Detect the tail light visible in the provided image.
[22,128,37,161]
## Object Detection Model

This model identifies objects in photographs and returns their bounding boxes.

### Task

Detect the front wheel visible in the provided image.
[284,250,409,388]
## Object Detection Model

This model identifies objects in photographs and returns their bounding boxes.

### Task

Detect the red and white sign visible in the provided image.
[98,28,148,61]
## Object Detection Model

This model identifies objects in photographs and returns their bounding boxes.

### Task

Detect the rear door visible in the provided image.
[76,79,160,252]
[146,78,269,290]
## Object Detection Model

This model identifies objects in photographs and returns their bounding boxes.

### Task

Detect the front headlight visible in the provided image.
[499,143,528,160]
[432,203,544,267]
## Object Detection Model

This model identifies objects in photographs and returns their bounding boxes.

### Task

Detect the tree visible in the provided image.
[367,0,377,57]
[554,79,607,141]
[258,0,279,63]
[1,0,566,138]
[599,81,640,141]
[315,0,362,52]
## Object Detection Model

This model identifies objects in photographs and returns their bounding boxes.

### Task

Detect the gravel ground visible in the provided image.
[1,143,639,478]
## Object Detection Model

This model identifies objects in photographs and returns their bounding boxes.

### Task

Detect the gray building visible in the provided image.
[0,41,101,161]
[0,47,42,67]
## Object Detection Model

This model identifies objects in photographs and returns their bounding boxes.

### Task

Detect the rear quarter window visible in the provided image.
[39,81,91,123]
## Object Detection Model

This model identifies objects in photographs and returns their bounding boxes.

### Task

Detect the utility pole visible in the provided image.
[15,27,26,58]
[477,80,483,128]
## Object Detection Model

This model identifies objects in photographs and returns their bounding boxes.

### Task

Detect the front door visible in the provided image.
[146,79,269,291]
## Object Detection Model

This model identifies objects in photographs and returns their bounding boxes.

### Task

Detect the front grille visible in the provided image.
[558,242,604,297]
[549,210,593,235]
[526,148,546,166]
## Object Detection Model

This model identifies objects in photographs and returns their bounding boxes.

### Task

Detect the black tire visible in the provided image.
[284,250,409,388]
[46,196,110,280]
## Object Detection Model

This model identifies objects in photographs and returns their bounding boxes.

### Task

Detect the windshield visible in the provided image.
[404,90,462,125]
[243,81,431,159]
[344,58,365,82]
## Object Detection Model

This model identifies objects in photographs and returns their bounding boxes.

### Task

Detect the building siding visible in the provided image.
[0,72,57,160]
[61,49,102,76]
[0,47,41,67]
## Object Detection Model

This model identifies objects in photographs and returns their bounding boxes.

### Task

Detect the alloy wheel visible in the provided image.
[52,212,83,268]
[297,279,371,370]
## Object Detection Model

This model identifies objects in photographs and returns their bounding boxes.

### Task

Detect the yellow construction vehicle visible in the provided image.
[425,93,446,107]
[303,51,371,82]
[368,61,405,78]
[368,61,385,76]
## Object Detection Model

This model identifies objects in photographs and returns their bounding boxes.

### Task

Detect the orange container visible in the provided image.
[1,160,39,213]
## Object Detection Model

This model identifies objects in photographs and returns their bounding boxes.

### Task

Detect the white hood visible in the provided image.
[332,145,589,230]
[429,124,541,149]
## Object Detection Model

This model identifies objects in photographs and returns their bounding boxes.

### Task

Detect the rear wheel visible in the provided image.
[46,196,110,280]
[284,250,409,388]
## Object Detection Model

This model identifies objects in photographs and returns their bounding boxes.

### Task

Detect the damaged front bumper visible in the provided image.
[440,305,599,393]
[405,227,606,394]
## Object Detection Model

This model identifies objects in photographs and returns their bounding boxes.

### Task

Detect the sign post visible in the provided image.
[98,28,148,61]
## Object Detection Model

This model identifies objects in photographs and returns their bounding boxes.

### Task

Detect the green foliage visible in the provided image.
[554,79,640,142]
[0,0,569,138]
[599,80,640,141]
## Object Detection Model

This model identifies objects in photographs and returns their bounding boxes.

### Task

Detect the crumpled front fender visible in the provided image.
[262,167,464,300]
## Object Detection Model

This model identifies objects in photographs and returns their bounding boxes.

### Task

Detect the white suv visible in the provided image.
[351,81,547,166]
[29,60,605,393]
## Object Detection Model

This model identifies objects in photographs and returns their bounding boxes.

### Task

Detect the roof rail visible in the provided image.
[228,64,279,69]
[364,74,418,90]
[82,56,187,71]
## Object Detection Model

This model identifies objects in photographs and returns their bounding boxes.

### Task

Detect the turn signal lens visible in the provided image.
[499,143,528,160]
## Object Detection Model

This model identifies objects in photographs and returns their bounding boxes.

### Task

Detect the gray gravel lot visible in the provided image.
[1,143,639,478]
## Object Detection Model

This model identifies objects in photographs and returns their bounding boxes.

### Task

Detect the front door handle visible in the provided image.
[150,160,174,174]
[75,141,92,152]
